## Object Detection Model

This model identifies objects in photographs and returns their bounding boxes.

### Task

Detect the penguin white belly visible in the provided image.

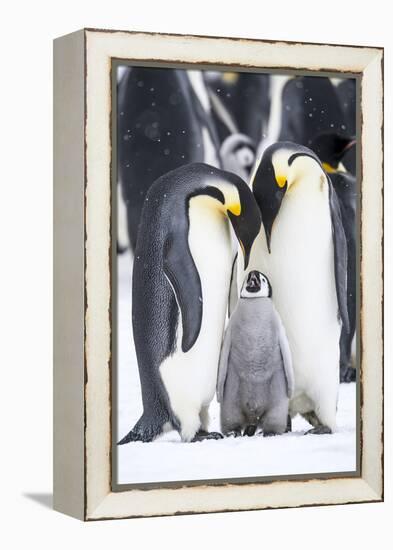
[160,196,233,440]
[251,184,340,428]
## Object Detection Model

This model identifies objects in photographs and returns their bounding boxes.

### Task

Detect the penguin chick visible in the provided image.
[220,133,256,183]
[217,271,294,437]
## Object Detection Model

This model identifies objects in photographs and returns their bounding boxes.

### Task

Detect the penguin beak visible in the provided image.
[225,178,262,271]
[228,211,255,270]
[244,248,251,270]
[239,240,251,270]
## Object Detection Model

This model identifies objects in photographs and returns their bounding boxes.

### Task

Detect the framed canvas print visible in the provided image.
[53,29,384,521]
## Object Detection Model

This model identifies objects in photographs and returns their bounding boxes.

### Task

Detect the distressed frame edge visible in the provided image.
[81,29,383,521]
[53,29,86,520]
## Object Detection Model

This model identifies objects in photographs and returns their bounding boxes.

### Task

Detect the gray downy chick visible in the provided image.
[217,270,294,437]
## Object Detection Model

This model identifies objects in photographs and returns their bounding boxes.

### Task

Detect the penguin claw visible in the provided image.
[117,431,142,445]
[117,422,159,444]
[226,430,242,438]
[340,366,356,383]
[305,426,332,435]
[191,430,224,442]
[243,425,257,437]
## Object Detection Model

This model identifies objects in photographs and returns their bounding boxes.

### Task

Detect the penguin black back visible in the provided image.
[118,67,205,249]
[205,72,270,144]
[329,171,357,382]
[278,76,347,147]
[336,79,357,174]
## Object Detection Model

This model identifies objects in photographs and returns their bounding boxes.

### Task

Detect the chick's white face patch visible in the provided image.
[240,271,271,298]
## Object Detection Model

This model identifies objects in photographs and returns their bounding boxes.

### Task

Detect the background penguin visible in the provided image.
[336,79,357,174]
[217,271,294,437]
[310,133,357,383]
[205,71,271,145]
[118,163,261,444]
[220,133,256,182]
[278,76,349,150]
[118,66,221,250]
[310,132,356,174]
[329,170,357,383]
[249,142,349,434]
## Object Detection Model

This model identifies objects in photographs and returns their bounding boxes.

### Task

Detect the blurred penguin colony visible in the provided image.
[117,67,357,387]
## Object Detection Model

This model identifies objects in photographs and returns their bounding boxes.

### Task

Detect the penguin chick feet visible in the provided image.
[263,430,281,437]
[243,425,257,437]
[340,365,356,383]
[305,426,332,435]
[225,429,242,438]
[191,429,224,442]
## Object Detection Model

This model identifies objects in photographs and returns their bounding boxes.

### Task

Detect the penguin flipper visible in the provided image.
[217,324,232,403]
[163,233,203,353]
[328,178,350,333]
[228,253,238,318]
[275,310,295,398]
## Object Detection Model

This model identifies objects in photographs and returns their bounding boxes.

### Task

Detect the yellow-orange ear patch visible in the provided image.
[322,162,336,174]
[275,174,287,188]
[227,202,241,216]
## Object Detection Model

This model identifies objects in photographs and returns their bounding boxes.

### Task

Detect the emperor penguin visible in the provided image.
[204,72,270,145]
[248,142,349,434]
[118,163,261,444]
[217,271,294,437]
[278,76,347,150]
[336,79,357,174]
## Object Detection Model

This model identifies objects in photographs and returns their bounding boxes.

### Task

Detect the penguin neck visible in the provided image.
[287,169,328,198]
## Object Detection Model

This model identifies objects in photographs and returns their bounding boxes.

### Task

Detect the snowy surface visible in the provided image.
[116,251,357,485]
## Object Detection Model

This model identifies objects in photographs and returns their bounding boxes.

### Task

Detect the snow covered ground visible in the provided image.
[116,251,357,485]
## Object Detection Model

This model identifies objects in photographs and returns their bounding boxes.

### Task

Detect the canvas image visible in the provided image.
[113,65,358,487]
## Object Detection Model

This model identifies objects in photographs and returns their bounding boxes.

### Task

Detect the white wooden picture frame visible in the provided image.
[53,28,383,521]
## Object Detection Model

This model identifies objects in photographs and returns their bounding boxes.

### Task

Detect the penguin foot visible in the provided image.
[286,415,292,433]
[305,426,332,435]
[226,429,242,438]
[263,430,279,437]
[117,242,128,255]
[191,430,224,442]
[243,425,257,437]
[340,365,356,383]
[118,416,163,444]
[118,429,153,444]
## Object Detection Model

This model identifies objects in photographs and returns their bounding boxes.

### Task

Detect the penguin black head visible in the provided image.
[181,164,261,270]
[223,176,261,270]
[310,132,356,172]
[251,142,324,252]
[241,270,272,298]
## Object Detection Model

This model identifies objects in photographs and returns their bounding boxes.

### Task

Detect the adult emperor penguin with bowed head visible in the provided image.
[249,142,349,434]
[119,163,261,444]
